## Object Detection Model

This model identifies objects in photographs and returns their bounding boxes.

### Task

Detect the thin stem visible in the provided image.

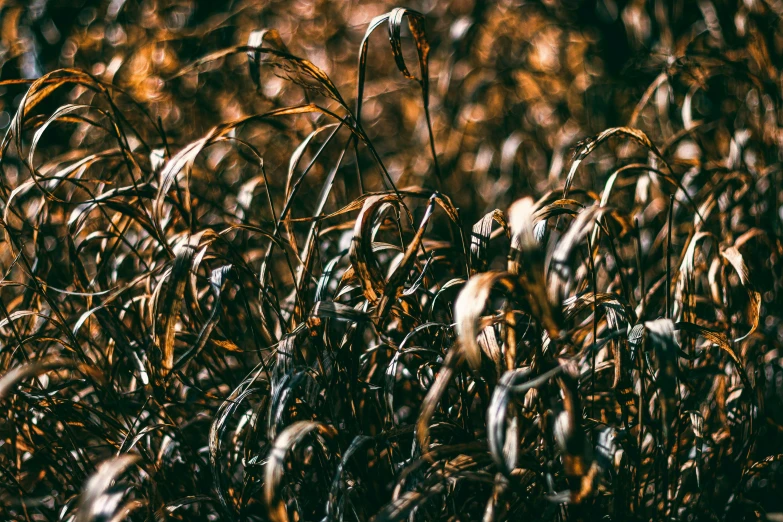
[635,217,645,319]
[666,195,674,319]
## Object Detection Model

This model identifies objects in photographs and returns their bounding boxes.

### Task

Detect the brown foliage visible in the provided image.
[0,1,782,521]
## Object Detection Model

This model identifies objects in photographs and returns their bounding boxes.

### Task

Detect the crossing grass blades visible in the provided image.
[0,5,782,522]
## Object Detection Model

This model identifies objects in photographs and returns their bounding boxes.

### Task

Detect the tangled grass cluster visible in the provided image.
[1,1,783,521]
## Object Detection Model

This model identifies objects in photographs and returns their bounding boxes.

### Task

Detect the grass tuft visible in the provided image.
[0,1,782,521]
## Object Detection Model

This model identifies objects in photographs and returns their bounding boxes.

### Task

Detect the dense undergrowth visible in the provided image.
[1,1,783,521]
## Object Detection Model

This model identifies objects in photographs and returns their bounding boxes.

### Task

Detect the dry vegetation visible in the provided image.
[0,0,782,520]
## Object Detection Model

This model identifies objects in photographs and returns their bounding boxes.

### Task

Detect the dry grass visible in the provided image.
[0,1,782,521]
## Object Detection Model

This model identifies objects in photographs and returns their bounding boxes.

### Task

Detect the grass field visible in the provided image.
[0,1,782,520]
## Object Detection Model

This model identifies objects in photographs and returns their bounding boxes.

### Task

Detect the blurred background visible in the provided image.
[1,0,780,228]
